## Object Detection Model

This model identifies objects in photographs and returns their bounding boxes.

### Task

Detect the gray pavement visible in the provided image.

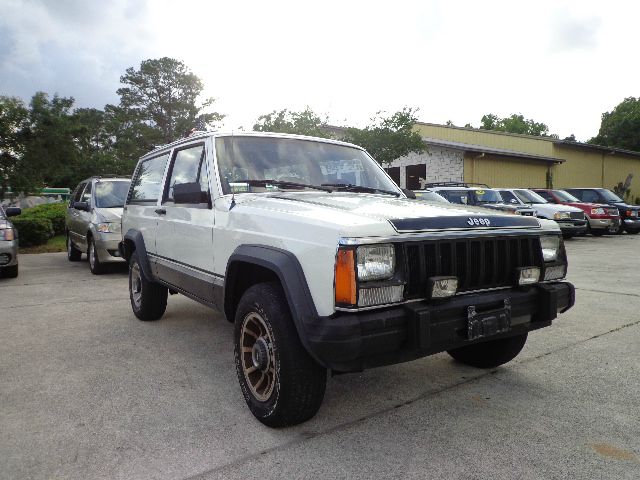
[1,235,639,479]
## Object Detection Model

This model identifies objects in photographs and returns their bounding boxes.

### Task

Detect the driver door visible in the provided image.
[155,142,216,303]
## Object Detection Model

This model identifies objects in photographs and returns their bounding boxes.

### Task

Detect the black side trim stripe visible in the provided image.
[148,252,224,279]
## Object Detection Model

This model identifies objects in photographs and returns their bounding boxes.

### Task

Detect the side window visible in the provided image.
[71,183,85,206]
[129,153,170,204]
[499,190,518,204]
[566,190,582,200]
[581,190,599,203]
[164,144,208,204]
[438,190,468,204]
[81,182,92,204]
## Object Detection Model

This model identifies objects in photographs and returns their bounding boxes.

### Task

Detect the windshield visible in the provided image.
[515,189,548,204]
[600,189,623,202]
[415,191,449,203]
[554,190,581,202]
[95,180,131,208]
[473,189,502,204]
[215,136,401,195]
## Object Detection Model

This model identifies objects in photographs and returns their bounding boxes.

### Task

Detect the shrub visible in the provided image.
[18,203,67,236]
[12,217,54,246]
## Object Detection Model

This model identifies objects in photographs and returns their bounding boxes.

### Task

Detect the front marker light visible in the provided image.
[356,244,395,281]
[516,267,540,286]
[429,276,458,299]
[0,228,15,241]
[540,235,560,262]
[335,249,357,305]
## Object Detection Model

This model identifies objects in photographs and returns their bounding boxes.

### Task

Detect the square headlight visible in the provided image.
[540,235,560,262]
[356,244,395,281]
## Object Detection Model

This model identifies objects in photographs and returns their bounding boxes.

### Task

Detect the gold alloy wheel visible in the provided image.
[240,312,276,402]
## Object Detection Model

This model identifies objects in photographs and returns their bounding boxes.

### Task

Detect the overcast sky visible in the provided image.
[1,0,637,141]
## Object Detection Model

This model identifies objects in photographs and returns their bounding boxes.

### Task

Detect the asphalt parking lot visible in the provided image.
[2,235,639,480]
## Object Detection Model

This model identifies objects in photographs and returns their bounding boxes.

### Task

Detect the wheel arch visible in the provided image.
[224,245,320,358]
[121,229,153,280]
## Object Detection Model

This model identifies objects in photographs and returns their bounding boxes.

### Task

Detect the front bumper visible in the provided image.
[588,218,618,231]
[623,218,640,230]
[305,282,575,372]
[0,240,19,267]
[94,233,125,263]
[556,220,587,235]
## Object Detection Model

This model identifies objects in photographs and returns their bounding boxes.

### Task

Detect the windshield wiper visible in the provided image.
[236,179,333,193]
[320,183,401,197]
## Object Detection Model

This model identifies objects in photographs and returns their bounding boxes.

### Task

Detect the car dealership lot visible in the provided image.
[1,236,639,480]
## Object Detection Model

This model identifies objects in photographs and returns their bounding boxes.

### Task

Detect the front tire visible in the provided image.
[234,282,326,427]
[447,333,528,369]
[67,234,82,261]
[88,237,105,274]
[128,252,167,321]
[2,264,18,278]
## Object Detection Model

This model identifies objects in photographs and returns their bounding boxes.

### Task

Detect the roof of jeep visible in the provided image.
[140,131,366,161]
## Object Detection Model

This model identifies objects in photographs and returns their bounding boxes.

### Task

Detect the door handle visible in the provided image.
[155,208,166,215]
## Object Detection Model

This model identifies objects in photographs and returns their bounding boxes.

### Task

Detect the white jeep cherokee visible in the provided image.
[120,132,575,427]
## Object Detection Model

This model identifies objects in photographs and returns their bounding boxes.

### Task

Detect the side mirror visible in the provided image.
[74,201,90,211]
[402,188,416,199]
[173,182,209,204]
[5,207,21,217]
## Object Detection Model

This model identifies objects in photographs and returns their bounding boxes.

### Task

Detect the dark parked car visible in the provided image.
[426,183,536,216]
[564,188,640,234]
[532,189,620,236]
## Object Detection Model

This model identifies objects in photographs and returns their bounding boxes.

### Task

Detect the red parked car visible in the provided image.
[532,189,620,236]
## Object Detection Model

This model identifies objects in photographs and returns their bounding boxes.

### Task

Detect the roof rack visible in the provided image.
[94,174,128,179]
[423,181,491,188]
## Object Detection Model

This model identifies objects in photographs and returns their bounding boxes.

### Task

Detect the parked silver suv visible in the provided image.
[0,205,21,278]
[66,176,131,274]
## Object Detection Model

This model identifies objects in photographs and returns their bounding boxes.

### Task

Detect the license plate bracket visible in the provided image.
[467,299,511,341]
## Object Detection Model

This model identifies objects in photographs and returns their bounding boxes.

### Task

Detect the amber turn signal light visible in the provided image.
[335,249,357,305]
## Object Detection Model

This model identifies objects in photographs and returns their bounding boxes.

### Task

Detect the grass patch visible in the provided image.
[19,235,67,254]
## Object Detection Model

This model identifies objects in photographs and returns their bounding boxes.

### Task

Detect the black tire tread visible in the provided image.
[67,235,82,261]
[234,282,326,427]
[88,237,106,275]
[129,252,167,321]
[2,264,18,278]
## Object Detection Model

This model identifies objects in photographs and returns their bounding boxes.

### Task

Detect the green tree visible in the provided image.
[114,57,224,145]
[253,107,330,138]
[0,96,29,197]
[590,97,640,151]
[342,107,426,164]
[18,92,80,191]
[478,113,557,137]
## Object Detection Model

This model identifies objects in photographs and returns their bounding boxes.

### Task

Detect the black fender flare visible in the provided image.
[224,245,321,363]
[120,229,153,280]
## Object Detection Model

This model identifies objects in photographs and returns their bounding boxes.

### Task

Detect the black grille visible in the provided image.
[402,236,543,297]
[570,211,585,220]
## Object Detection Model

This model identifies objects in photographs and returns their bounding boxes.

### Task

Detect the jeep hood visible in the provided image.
[232,192,541,234]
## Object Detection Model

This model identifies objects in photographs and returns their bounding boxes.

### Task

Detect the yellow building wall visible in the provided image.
[552,145,640,201]
[464,154,548,188]
[415,123,557,158]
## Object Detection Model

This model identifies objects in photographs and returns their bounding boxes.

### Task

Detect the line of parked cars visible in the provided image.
[414,182,639,237]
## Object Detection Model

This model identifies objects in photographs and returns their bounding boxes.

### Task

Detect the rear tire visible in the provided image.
[447,333,528,369]
[67,234,82,261]
[128,251,167,321]
[88,237,106,274]
[2,264,18,278]
[234,282,326,427]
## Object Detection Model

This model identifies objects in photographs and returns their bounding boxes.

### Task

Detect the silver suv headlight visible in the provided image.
[540,235,560,262]
[356,244,395,281]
